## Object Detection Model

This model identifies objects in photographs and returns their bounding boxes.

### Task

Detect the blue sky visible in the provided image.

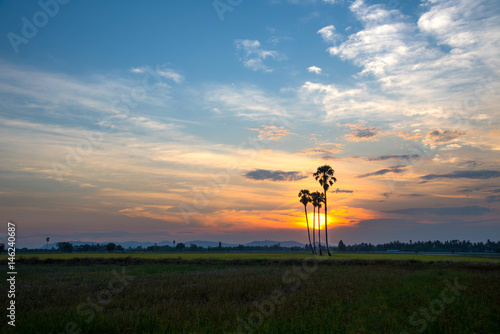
[1,0,499,248]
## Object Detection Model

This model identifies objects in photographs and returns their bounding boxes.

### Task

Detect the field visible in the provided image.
[2,253,499,333]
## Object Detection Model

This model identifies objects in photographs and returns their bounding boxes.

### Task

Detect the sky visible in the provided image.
[0,0,499,248]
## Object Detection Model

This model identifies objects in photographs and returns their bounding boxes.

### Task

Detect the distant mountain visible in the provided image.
[41,239,305,249]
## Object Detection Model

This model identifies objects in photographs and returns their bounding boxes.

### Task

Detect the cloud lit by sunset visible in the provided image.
[0,0,499,248]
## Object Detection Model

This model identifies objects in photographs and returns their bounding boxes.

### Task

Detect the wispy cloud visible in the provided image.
[421,170,500,180]
[244,169,308,182]
[343,123,381,142]
[235,39,285,72]
[332,188,353,194]
[385,206,492,216]
[423,129,466,146]
[249,125,293,141]
[358,165,407,178]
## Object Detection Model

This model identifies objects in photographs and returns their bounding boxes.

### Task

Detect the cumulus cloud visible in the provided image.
[357,165,407,178]
[421,170,500,180]
[307,66,322,74]
[249,125,293,141]
[235,39,284,72]
[317,25,342,43]
[244,169,308,182]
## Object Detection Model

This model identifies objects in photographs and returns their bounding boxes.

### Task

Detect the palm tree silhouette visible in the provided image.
[46,237,50,250]
[316,192,325,255]
[311,191,321,255]
[298,189,314,254]
[313,165,337,256]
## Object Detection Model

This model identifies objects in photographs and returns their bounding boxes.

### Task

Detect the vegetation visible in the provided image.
[298,189,314,254]
[313,165,337,256]
[1,255,499,334]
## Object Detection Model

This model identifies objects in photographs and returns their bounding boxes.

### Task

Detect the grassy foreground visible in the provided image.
[2,253,499,333]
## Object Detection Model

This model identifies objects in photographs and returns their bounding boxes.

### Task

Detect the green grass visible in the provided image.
[2,253,499,333]
[6,251,500,263]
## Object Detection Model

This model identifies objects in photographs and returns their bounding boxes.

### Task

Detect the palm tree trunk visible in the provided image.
[305,206,314,255]
[318,208,323,255]
[312,207,316,254]
[324,192,332,256]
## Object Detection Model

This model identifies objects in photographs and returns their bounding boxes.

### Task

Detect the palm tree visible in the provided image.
[313,165,337,256]
[310,191,321,254]
[46,237,50,250]
[316,192,325,255]
[298,189,314,254]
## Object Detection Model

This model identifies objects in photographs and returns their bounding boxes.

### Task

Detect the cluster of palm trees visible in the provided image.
[298,165,337,256]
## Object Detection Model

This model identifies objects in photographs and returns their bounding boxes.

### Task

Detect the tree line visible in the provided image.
[1,239,499,254]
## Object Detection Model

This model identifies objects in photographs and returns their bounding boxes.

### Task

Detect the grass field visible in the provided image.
[8,251,500,263]
[2,253,499,333]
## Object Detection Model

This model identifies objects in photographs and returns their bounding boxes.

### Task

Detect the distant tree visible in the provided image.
[0,243,5,253]
[106,243,116,252]
[176,243,185,250]
[116,245,124,252]
[190,244,198,251]
[57,242,73,253]
[338,240,346,252]
[314,165,337,256]
[298,189,314,255]
[46,237,50,250]
[218,241,222,248]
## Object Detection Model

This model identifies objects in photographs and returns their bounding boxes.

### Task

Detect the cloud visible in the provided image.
[249,125,293,141]
[397,132,422,140]
[357,165,406,178]
[332,188,353,194]
[130,65,183,83]
[486,195,500,202]
[385,206,492,216]
[235,39,284,72]
[366,154,420,161]
[205,84,291,121]
[400,193,425,197]
[421,170,500,180]
[299,147,342,157]
[307,66,322,74]
[243,169,308,182]
[317,25,342,43]
[423,129,466,145]
[343,123,381,142]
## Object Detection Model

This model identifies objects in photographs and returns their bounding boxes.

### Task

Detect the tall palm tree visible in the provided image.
[298,189,314,255]
[313,165,337,256]
[310,191,321,254]
[46,237,50,250]
[316,193,324,255]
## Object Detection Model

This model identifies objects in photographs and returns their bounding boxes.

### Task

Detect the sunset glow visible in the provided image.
[1,0,499,248]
